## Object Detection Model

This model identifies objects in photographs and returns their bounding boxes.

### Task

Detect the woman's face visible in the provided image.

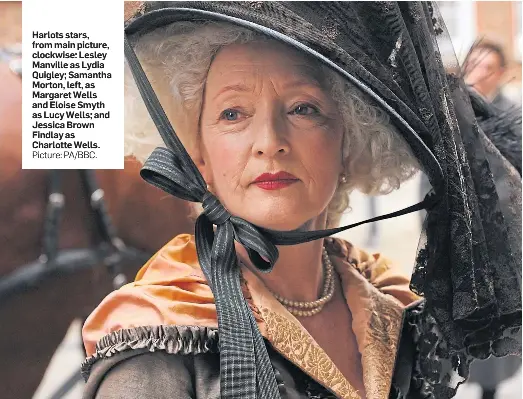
[198,41,344,230]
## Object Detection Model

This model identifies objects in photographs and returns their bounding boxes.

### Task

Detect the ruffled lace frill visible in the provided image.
[81,325,219,381]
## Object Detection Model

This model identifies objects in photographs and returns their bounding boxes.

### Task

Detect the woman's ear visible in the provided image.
[193,145,213,187]
[339,157,346,177]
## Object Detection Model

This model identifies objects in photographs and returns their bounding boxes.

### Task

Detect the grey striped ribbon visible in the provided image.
[124,34,437,398]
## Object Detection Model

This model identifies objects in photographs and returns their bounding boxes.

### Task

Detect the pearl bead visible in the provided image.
[270,246,335,317]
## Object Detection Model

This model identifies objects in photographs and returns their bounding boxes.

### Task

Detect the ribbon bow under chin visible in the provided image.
[142,146,281,398]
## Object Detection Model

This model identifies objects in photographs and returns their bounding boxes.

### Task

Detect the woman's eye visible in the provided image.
[220,109,240,121]
[291,104,319,116]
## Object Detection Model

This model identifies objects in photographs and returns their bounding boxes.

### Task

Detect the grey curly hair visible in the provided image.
[124,21,419,228]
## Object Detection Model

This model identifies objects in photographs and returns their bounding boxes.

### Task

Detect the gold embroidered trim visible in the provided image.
[260,306,361,399]
[327,239,407,399]
[360,289,404,399]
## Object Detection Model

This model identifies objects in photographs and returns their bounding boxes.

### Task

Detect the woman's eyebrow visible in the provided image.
[213,79,324,100]
[281,78,324,91]
[213,84,252,100]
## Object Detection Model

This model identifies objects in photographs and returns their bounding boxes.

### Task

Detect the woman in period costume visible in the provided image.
[81,3,521,398]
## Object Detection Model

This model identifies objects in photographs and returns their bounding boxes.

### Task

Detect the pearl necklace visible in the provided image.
[270,247,335,317]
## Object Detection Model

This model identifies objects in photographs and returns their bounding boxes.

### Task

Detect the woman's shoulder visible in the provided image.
[82,233,218,357]
[133,233,204,283]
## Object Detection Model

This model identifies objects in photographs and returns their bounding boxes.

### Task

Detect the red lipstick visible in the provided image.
[253,171,299,190]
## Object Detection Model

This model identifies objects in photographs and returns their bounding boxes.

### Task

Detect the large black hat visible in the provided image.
[124,3,521,398]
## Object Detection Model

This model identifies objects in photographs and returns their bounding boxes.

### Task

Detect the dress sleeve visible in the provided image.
[83,350,220,399]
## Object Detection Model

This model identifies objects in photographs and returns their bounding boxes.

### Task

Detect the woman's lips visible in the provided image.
[255,180,298,190]
[253,172,299,190]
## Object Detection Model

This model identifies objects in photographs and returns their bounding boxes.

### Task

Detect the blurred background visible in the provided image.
[0,1,21,45]
[438,1,521,104]
[0,1,521,398]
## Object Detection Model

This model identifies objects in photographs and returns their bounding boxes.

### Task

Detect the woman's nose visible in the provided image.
[251,111,291,157]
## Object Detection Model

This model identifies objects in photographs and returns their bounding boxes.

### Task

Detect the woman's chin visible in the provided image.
[240,211,314,232]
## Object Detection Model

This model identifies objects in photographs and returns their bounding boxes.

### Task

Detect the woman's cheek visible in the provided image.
[312,138,343,181]
[209,141,245,184]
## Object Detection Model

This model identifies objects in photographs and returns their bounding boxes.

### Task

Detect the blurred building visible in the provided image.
[437,1,522,103]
